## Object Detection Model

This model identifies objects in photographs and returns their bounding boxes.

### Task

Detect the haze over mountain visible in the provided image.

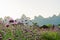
[32,14,60,26]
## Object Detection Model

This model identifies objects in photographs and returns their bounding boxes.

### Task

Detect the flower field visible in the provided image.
[0,24,60,40]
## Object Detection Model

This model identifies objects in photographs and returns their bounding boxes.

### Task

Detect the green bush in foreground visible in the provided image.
[40,31,60,40]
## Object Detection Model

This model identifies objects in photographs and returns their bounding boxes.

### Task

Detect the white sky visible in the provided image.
[0,0,60,19]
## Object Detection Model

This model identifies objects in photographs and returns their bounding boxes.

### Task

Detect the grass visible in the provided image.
[40,31,60,40]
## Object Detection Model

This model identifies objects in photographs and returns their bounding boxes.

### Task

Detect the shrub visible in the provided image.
[58,24,60,26]
[40,25,49,29]
[46,24,53,28]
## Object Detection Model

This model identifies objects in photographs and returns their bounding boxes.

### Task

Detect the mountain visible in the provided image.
[32,14,60,26]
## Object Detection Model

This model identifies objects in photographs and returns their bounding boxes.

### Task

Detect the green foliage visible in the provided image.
[40,31,60,40]
[14,29,23,40]
[0,30,4,39]
[58,24,60,26]
[46,24,52,28]
[3,29,14,40]
[14,29,27,40]
[41,25,49,28]
[33,22,38,26]
[58,26,60,28]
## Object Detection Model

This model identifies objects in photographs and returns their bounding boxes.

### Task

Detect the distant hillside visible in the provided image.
[32,14,60,26]
[0,14,60,26]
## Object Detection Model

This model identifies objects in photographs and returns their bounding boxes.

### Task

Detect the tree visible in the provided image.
[46,24,53,28]
[33,22,38,26]
[40,25,49,29]
[58,24,60,26]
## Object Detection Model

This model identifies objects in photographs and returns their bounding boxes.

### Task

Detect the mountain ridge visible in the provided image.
[32,14,60,26]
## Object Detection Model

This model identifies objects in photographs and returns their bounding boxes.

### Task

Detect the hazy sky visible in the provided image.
[0,0,60,19]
